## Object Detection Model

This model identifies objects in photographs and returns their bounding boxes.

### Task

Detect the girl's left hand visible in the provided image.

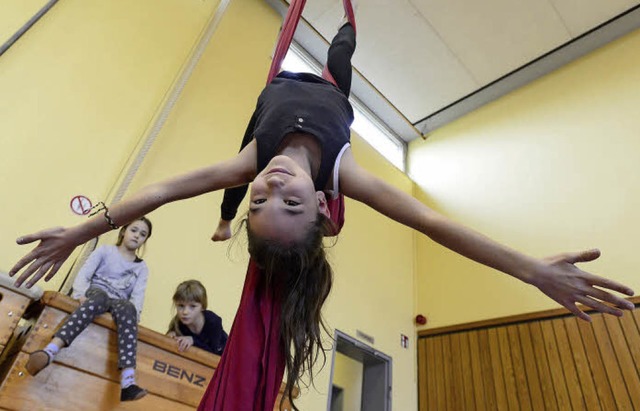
[175,336,194,352]
[528,249,634,321]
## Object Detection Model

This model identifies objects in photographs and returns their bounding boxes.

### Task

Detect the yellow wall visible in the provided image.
[409,29,640,328]
[0,0,419,409]
[0,0,49,45]
[0,0,220,290]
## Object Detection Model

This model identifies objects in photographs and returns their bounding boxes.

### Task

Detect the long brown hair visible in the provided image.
[115,216,153,257]
[247,214,334,411]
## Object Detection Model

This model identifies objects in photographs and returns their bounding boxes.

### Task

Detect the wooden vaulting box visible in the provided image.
[0,291,294,410]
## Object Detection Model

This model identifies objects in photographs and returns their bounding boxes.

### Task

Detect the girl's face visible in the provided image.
[249,155,329,243]
[121,220,150,251]
[176,300,204,325]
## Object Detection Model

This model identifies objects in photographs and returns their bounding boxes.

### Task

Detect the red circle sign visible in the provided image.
[70,195,92,216]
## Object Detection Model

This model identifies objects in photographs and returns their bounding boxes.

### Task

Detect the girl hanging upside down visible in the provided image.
[9,3,634,411]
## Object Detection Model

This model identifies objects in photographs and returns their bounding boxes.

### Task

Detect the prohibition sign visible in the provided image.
[70,195,92,216]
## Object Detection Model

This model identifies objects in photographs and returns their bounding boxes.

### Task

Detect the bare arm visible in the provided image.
[10,142,257,288]
[339,148,634,320]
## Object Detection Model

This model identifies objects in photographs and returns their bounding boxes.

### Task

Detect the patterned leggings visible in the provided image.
[55,287,139,369]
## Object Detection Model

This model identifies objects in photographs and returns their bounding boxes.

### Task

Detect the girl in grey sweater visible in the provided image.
[25,217,152,402]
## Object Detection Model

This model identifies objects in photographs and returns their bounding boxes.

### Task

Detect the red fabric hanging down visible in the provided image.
[197,260,285,411]
[198,1,354,409]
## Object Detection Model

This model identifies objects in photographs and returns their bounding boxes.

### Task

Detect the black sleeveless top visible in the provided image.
[219,71,354,221]
[254,71,354,191]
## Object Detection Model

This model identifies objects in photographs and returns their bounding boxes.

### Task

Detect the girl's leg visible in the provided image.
[219,111,257,223]
[25,288,109,375]
[326,23,356,97]
[55,288,110,345]
[109,299,147,401]
[109,299,139,370]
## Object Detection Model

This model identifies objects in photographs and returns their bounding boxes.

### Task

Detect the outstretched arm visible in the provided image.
[339,149,634,321]
[10,142,257,288]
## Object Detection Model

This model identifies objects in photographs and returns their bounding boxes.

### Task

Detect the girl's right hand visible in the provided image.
[175,336,194,352]
[9,227,77,288]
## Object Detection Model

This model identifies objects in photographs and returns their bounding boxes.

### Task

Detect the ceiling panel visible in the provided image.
[411,0,572,85]
[550,0,640,36]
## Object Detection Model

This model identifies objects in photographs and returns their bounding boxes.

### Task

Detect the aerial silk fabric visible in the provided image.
[198,1,354,409]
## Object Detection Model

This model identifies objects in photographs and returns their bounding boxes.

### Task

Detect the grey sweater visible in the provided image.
[72,245,148,320]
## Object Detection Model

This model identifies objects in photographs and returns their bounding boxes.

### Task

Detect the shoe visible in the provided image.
[120,384,148,401]
[25,350,52,376]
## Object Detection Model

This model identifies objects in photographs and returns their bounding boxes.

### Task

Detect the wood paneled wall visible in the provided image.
[418,299,640,410]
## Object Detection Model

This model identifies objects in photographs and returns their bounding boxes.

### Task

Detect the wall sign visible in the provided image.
[70,195,92,216]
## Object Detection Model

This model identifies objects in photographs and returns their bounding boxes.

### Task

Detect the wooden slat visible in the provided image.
[441,334,458,411]
[458,332,476,410]
[603,314,640,408]
[551,318,585,409]
[0,352,194,411]
[576,317,617,411]
[468,330,486,410]
[417,339,428,411]
[618,312,640,378]
[496,327,519,410]
[633,309,640,335]
[562,317,600,410]
[477,329,497,410]
[425,337,438,411]
[432,335,446,410]
[506,325,531,411]
[487,328,508,410]
[528,321,558,410]
[516,323,543,410]
[591,314,633,410]
[448,333,467,410]
[539,321,572,409]
[0,287,31,346]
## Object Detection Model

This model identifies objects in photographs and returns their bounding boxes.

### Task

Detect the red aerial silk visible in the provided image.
[198,1,355,409]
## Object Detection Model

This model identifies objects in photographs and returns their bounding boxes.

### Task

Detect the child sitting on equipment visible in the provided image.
[25,217,152,402]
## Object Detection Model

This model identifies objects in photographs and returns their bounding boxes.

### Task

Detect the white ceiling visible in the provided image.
[269,0,640,141]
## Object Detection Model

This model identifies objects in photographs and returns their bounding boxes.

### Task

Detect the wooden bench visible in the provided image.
[0,291,294,410]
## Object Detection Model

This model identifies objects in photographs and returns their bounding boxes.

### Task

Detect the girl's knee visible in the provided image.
[115,300,138,318]
[85,288,109,306]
